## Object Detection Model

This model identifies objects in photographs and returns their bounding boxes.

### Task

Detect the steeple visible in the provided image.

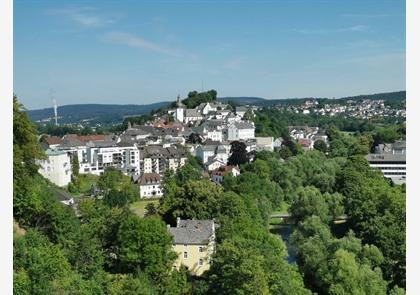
[176,94,185,108]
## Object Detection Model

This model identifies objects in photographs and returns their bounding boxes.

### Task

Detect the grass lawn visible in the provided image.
[78,174,100,194]
[130,199,160,217]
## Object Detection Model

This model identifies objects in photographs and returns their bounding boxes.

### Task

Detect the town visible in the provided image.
[34,91,406,278]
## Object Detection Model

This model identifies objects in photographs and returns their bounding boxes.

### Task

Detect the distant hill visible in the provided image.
[27,91,405,125]
[27,102,171,125]
[218,97,267,105]
[338,91,406,102]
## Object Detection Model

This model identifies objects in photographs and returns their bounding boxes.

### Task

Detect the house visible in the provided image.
[138,173,163,198]
[375,141,406,155]
[210,165,240,184]
[235,106,248,118]
[41,136,63,149]
[168,218,217,276]
[255,137,274,152]
[227,121,255,141]
[273,137,283,149]
[205,158,225,171]
[37,149,72,187]
[196,102,217,115]
[184,109,203,124]
[298,138,313,151]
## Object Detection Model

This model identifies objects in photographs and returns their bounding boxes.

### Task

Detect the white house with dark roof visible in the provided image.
[168,218,217,276]
[235,106,248,118]
[138,173,163,198]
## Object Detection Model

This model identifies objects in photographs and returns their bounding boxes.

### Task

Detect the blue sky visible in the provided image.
[14,0,405,109]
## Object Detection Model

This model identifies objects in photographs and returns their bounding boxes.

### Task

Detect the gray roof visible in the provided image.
[168,219,215,245]
[87,140,117,148]
[232,121,254,130]
[236,106,248,112]
[185,109,202,117]
[125,129,151,136]
[365,153,406,162]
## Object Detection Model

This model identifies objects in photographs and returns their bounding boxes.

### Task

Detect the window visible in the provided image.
[199,246,204,253]
[199,258,204,266]
[183,252,188,259]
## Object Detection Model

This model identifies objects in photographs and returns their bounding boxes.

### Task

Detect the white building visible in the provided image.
[235,106,248,118]
[365,153,406,181]
[37,149,72,187]
[138,173,163,198]
[227,121,255,141]
[255,137,274,152]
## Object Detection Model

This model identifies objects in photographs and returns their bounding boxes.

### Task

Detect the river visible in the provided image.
[270,224,297,264]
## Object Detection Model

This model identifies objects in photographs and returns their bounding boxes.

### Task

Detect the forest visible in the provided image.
[14,95,405,294]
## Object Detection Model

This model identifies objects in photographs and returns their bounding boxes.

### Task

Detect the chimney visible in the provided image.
[176,217,181,227]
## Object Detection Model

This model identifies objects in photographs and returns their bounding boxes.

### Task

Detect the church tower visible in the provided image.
[175,94,185,122]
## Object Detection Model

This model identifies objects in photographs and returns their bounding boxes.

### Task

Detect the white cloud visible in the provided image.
[100,31,184,57]
[46,7,117,28]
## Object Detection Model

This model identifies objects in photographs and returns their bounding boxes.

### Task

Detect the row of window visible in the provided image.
[383,172,406,176]
[183,252,204,266]
[374,166,406,170]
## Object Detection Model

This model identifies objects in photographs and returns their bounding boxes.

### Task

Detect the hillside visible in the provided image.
[27,102,171,125]
[27,91,405,125]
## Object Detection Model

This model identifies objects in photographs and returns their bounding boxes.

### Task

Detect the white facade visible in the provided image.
[38,150,72,187]
[205,129,223,142]
[176,107,184,122]
[227,122,255,141]
[140,183,163,198]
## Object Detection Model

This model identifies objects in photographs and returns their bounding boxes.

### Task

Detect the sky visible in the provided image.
[14,0,406,109]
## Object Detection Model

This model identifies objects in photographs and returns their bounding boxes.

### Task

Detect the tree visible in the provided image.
[161,179,224,222]
[289,186,330,224]
[228,141,249,166]
[117,215,176,277]
[144,203,157,217]
[187,133,202,144]
[313,140,328,153]
[327,249,387,295]
[278,145,293,159]
[71,153,80,179]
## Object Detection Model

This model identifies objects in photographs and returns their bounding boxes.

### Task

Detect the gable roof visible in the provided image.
[168,219,215,245]
[138,173,161,185]
[44,136,63,145]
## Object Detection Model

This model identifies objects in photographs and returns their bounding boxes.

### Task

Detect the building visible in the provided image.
[168,218,217,276]
[235,106,248,118]
[138,173,163,198]
[375,141,406,155]
[255,137,274,152]
[37,149,72,187]
[139,145,188,175]
[365,153,406,182]
[184,109,204,124]
[210,165,240,184]
[227,121,255,141]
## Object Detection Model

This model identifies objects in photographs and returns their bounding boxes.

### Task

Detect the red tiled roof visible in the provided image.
[44,136,63,145]
[210,165,239,177]
[63,134,107,142]
[298,138,312,147]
